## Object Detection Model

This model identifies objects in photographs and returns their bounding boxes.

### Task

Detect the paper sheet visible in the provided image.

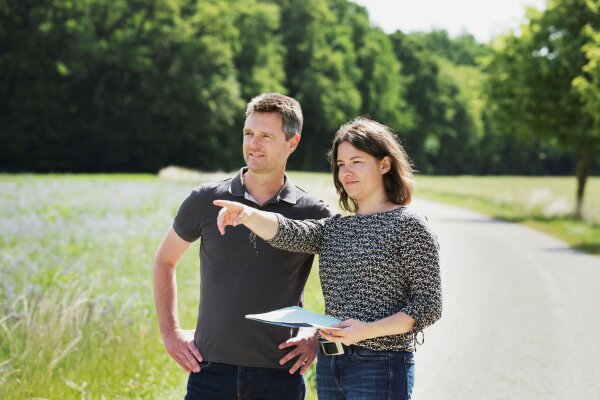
[246,306,342,330]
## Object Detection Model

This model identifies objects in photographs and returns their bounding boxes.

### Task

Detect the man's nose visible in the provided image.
[249,135,263,147]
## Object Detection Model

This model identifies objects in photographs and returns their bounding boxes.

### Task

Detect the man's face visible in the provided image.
[243,112,299,174]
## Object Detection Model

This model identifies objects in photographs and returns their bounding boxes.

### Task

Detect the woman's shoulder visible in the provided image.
[396,206,427,223]
[396,207,438,245]
[393,207,435,234]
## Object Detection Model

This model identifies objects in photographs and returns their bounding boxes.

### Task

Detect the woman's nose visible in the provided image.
[339,165,353,176]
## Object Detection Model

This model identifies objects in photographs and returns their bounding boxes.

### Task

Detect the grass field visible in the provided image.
[1,172,598,399]
[413,176,600,255]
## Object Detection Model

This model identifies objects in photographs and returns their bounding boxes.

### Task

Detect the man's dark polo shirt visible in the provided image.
[173,168,333,369]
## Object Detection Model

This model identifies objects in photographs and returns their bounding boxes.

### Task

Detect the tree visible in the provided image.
[390,31,481,174]
[573,17,600,209]
[415,29,490,66]
[484,0,600,217]
[329,0,414,134]
[232,0,286,101]
[355,29,414,134]
[0,0,245,172]
[278,0,361,170]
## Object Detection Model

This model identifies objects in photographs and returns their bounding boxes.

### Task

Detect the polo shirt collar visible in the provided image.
[228,167,297,205]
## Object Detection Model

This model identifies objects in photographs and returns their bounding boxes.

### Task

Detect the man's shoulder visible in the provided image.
[293,185,323,204]
[288,185,334,217]
[188,178,233,199]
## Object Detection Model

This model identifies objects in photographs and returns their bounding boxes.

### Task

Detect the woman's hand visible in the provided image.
[320,312,416,345]
[319,319,372,346]
[213,200,254,235]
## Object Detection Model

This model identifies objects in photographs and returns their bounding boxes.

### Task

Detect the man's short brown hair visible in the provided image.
[245,93,303,140]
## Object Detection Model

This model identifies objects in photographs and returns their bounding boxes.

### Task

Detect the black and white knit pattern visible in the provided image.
[267,207,442,352]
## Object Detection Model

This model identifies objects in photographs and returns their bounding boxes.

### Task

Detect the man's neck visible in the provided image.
[243,169,286,206]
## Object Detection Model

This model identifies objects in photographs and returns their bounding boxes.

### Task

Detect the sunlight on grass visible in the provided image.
[0,176,195,398]
[414,175,600,255]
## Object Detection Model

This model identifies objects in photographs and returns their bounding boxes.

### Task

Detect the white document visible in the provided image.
[246,306,342,330]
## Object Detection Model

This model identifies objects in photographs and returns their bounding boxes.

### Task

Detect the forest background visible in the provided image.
[2,0,599,181]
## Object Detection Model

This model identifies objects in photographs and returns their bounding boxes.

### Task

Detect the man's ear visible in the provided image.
[381,156,391,174]
[288,133,301,153]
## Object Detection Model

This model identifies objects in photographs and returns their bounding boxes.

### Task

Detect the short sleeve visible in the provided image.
[172,186,205,243]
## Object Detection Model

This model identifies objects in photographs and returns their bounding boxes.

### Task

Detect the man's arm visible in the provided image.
[153,227,203,373]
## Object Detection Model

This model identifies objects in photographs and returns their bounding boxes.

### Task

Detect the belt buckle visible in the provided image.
[318,338,344,355]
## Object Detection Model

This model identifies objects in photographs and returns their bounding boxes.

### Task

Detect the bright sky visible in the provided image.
[351,0,547,43]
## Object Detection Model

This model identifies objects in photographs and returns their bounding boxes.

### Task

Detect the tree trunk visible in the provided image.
[575,145,592,219]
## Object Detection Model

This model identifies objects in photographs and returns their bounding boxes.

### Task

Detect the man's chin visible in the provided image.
[246,164,268,173]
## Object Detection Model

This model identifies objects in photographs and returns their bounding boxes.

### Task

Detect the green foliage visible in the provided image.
[232,0,287,100]
[484,0,600,214]
[0,0,245,172]
[0,175,198,397]
[411,29,491,66]
[573,21,600,143]
[389,31,482,174]
[484,0,594,149]
[279,0,362,170]
[0,0,592,176]
[357,28,414,133]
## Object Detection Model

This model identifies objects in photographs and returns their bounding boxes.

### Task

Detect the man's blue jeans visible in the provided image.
[185,361,305,400]
[316,346,415,400]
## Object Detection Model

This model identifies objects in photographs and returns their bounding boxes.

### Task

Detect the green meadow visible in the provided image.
[413,176,600,255]
[1,173,598,399]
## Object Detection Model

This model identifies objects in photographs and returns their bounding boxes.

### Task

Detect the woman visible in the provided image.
[214,117,442,400]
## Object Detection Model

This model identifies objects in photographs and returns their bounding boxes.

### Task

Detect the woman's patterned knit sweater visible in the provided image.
[267,207,442,352]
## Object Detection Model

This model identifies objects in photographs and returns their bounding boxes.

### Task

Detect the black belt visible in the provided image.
[318,338,346,355]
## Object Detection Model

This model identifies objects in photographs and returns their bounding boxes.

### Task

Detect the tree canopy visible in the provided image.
[484,0,600,215]
[0,0,595,185]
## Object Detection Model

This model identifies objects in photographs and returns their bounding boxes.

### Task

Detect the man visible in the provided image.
[153,93,333,399]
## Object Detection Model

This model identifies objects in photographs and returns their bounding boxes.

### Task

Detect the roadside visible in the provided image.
[414,176,600,257]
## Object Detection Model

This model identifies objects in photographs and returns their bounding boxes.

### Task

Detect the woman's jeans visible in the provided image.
[316,345,415,400]
[185,361,305,400]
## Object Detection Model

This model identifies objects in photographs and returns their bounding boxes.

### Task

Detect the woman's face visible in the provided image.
[336,142,390,204]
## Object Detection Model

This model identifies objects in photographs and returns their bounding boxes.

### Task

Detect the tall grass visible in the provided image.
[0,175,201,398]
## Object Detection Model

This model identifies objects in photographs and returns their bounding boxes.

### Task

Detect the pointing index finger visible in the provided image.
[213,199,231,208]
